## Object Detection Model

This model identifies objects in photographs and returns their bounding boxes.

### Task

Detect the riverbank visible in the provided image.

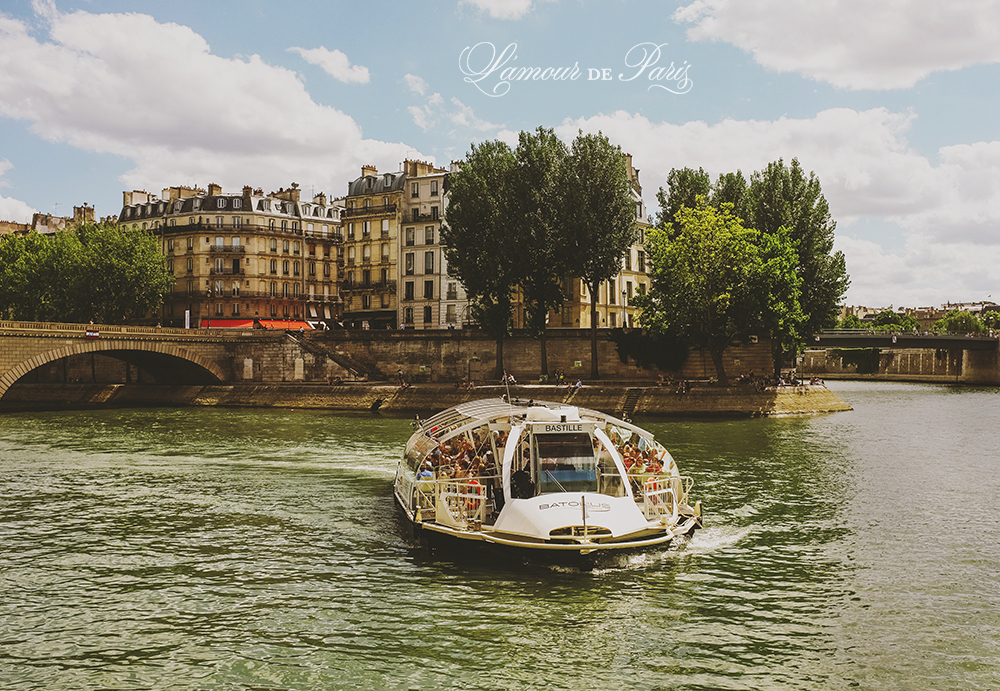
[0,381,852,417]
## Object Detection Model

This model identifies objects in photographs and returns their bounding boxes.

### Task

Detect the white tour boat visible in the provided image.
[393,397,702,558]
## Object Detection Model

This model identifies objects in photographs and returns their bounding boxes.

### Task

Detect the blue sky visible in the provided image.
[2,0,1000,308]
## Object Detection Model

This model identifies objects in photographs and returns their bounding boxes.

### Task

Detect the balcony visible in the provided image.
[209,245,246,253]
[338,279,397,294]
[342,203,396,218]
[209,267,245,276]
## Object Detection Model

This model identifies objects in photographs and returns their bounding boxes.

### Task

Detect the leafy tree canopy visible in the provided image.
[934,310,985,335]
[637,198,801,384]
[0,223,173,324]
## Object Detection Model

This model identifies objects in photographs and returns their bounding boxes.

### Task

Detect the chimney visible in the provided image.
[207,183,222,196]
[362,165,377,177]
[242,185,252,197]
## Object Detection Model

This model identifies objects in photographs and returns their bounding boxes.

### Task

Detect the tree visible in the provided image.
[441,139,520,378]
[747,158,849,337]
[638,198,801,385]
[934,310,985,335]
[512,127,569,376]
[557,131,637,379]
[656,167,710,234]
[0,223,173,323]
[837,314,865,329]
[871,310,919,332]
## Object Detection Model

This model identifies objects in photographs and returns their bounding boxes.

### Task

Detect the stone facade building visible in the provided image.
[118,183,342,328]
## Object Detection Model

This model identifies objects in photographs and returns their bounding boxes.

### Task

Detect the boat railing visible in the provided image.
[417,474,500,526]
[628,474,693,522]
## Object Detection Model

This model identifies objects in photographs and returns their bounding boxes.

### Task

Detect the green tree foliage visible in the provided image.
[0,223,173,323]
[746,158,849,337]
[512,127,570,375]
[557,131,637,378]
[440,139,520,376]
[981,310,1000,330]
[837,314,865,329]
[934,310,985,334]
[608,328,688,372]
[871,310,920,332]
[638,198,801,385]
[656,167,710,233]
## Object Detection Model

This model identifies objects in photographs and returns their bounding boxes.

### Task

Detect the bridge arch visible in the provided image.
[0,339,228,399]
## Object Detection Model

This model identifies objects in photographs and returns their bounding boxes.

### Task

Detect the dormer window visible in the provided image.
[217,198,225,209]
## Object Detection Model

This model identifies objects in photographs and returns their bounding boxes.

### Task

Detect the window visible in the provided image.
[283,239,290,253]
[270,259,277,274]
[423,306,432,324]
[447,282,458,300]
[362,245,371,263]
[637,251,645,273]
[362,269,371,286]
[215,236,224,248]
[232,303,240,316]
[404,307,414,324]
[215,302,224,316]
[270,304,277,317]
[187,237,194,250]
[292,222,298,230]
[283,260,290,275]
[381,219,389,235]
[348,222,355,239]
[609,279,616,304]
[233,216,241,228]
[309,262,316,276]
[269,219,276,230]
[381,268,389,283]
[270,238,277,252]
[624,250,631,271]
[308,244,316,256]
[214,257,224,273]
[281,220,288,231]
[446,304,457,323]
[411,182,419,198]
[381,243,389,262]
[431,206,438,220]
[293,284,300,297]
[405,227,415,246]
[323,263,331,277]
[430,180,439,196]
[167,259,174,273]
[347,247,356,264]
[293,261,300,276]
[424,280,433,299]
[405,253,414,275]
[216,216,224,228]
[424,251,434,274]
[293,241,300,255]
[270,282,277,297]
[217,198,225,209]
[425,226,434,244]
[186,257,194,272]
[282,283,289,297]
[412,208,419,222]
[404,281,414,300]
[362,221,371,237]
[362,294,372,309]
[381,293,390,308]
[233,198,242,209]
[232,237,241,248]
[166,238,174,252]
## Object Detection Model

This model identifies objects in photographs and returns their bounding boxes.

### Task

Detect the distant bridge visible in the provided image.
[811,330,998,351]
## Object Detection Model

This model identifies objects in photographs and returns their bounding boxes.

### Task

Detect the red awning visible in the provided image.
[257,320,313,330]
[201,318,255,329]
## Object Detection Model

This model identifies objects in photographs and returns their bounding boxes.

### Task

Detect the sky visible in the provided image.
[1,0,1000,309]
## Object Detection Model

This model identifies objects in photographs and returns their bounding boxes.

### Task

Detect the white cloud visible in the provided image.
[459,0,538,20]
[0,161,36,224]
[557,108,1000,306]
[288,46,370,84]
[673,0,1000,90]
[447,97,501,131]
[404,73,428,95]
[0,7,423,203]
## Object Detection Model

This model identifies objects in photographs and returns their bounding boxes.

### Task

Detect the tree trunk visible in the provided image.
[539,328,548,379]
[496,334,505,381]
[590,279,600,379]
[771,339,783,381]
[709,346,729,386]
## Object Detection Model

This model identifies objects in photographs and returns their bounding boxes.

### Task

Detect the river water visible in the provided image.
[1,381,998,690]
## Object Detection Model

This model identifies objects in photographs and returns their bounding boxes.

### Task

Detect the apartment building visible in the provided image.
[118,183,342,327]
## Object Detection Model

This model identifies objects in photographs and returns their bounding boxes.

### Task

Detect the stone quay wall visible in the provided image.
[1,381,852,418]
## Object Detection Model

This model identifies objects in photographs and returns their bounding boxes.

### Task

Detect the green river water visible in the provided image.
[1,381,998,690]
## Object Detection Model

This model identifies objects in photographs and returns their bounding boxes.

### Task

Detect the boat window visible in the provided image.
[534,433,597,494]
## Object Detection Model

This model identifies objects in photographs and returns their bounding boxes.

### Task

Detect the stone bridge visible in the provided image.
[0,321,370,401]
